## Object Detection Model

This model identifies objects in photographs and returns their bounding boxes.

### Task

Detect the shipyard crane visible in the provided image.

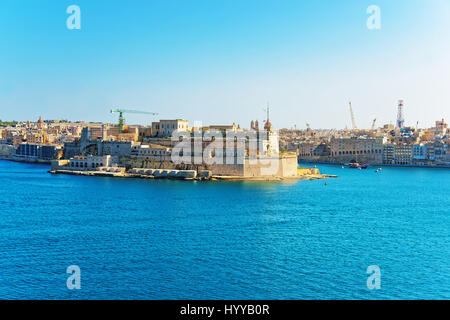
[371,118,377,130]
[110,108,158,133]
[349,102,357,130]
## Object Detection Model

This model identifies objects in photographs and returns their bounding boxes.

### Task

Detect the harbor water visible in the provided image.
[0,160,449,299]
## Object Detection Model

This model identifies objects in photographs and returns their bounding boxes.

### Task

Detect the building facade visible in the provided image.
[152,120,189,137]
[65,155,117,171]
[15,143,60,160]
[330,137,385,163]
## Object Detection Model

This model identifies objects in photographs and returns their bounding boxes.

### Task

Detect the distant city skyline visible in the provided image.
[2,113,448,131]
[1,0,450,129]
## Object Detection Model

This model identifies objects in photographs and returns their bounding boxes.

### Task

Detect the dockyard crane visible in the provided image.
[371,118,377,130]
[110,108,158,133]
[349,102,357,130]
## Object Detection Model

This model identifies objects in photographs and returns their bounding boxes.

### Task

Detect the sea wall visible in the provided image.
[119,157,209,171]
[244,155,298,177]
[119,154,300,178]
[297,167,320,175]
[128,168,197,179]
[207,163,245,176]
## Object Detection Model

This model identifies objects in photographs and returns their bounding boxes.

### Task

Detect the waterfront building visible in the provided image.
[312,143,331,157]
[425,142,436,161]
[426,141,448,162]
[393,144,413,165]
[63,155,117,171]
[297,142,320,159]
[412,144,427,161]
[383,144,395,164]
[330,137,385,163]
[15,143,61,161]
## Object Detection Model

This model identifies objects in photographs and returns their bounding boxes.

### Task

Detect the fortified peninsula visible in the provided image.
[1,112,334,182]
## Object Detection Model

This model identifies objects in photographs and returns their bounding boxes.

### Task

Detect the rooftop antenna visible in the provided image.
[396,100,405,129]
[263,102,270,121]
[262,102,271,127]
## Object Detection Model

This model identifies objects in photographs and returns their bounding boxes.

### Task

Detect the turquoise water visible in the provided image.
[0,160,449,299]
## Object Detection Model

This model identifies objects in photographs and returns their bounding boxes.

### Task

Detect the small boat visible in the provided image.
[349,162,369,169]
[349,162,360,169]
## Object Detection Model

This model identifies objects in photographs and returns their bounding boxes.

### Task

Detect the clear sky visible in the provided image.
[1,0,449,129]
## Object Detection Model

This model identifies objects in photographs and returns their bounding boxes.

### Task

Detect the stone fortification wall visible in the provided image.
[244,155,298,177]
[120,154,299,178]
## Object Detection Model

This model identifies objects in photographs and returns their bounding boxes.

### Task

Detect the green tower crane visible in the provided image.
[110,108,158,133]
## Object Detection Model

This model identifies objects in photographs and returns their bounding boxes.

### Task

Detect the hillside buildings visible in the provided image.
[1,114,449,168]
[281,118,449,166]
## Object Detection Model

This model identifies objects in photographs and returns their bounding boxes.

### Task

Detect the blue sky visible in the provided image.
[1,0,449,129]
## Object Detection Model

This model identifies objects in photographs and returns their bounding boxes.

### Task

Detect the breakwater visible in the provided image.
[49,167,335,181]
